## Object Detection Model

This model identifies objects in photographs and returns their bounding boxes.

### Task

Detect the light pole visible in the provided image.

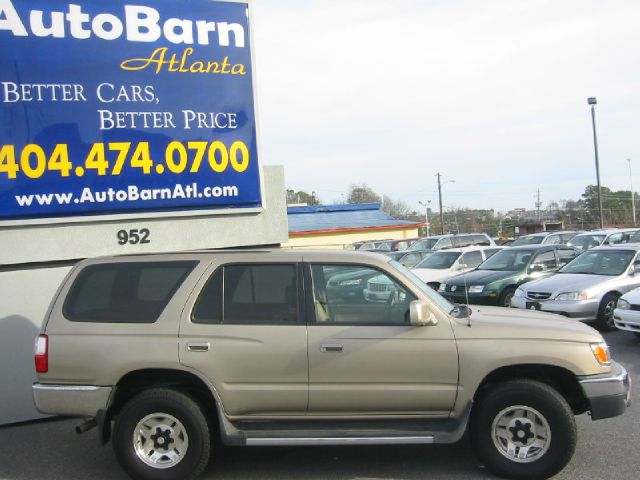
[628,159,636,226]
[588,97,605,229]
[418,200,431,237]
[437,173,455,235]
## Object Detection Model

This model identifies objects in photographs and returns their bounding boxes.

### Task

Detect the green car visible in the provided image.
[438,245,579,307]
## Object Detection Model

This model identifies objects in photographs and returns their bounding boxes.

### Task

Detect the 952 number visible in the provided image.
[117,228,150,245]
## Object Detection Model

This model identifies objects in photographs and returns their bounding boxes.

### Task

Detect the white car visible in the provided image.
[613,287,640,339]
[567,228,640,252]
[411,246,503,290]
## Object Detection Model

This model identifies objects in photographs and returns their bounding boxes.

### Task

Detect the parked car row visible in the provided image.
[438,245,579,308]
[347,232,640,337]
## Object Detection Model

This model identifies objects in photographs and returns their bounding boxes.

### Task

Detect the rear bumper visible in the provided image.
[578,362,631,420]
[32,384,113,417]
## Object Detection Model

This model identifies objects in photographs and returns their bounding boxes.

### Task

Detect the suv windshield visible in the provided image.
[415,251,461,269]
[478,249,536,271]
[559,250,635,276]
[567,235,605,251]
[511,235,544,246]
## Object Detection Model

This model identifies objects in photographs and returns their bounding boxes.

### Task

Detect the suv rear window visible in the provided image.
[192,264,299,325]
[63,261,197,323]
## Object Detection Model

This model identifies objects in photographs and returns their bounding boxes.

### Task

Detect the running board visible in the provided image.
[246,436,434,446]
[216,403,472,447]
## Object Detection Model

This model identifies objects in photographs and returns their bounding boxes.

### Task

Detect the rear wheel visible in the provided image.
[470,379,576,480]
[113,388,211,480]
[596,293,620,331]
[499,287,516,308]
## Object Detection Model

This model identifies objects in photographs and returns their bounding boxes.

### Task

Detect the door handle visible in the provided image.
[187,342,210,352]
[320,343,343,353]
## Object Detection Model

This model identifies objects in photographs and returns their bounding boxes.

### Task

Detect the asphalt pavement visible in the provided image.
[0,329,637,480]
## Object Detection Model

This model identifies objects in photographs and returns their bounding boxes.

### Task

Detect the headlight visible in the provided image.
[339,279,362,286]
[555,291,588,301]
[513,287,524,298]
[468,285,484,294]
[617,298,631,310]
[438,283,446,292]
[590,342,611,366]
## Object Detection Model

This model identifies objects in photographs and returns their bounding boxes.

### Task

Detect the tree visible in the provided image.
[381,195,412,219]
[347,183,381,204]
[581,185,633,226]
[286,189,320,205]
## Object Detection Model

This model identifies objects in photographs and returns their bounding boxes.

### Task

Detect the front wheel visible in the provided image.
[470,379,576,480]
[499,287,516,308]
[596,293,619,331]
[113,388,211,480]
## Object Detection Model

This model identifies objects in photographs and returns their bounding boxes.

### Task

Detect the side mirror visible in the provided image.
[455,263,468,271]
[409,300,438,326]
[630,265,640,276]
[529,264,544,273]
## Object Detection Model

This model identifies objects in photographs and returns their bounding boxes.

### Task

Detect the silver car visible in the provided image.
[511,244,640,330]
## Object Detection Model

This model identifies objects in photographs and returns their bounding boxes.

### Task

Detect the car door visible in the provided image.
[306,263,459,416]
[179,260,309,416]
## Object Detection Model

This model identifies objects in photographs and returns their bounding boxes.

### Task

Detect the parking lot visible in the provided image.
[0,329,636,480]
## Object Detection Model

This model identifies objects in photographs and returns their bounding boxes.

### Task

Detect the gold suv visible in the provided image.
[33,249,630,480]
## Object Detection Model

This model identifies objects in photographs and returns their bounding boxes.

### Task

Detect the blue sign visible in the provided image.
[0,0,261,220]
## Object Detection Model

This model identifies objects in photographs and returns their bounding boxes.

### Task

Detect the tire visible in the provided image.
[499,287,516,308]
[470,379,576,480]
[113,388,211,480]
[596,293,620,332]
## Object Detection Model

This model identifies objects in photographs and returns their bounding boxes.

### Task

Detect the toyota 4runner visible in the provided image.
[33,250,630,480]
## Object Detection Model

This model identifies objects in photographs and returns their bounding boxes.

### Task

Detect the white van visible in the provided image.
[411,246,502,290]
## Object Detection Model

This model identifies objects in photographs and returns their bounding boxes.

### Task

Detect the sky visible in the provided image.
[250,0,640,214]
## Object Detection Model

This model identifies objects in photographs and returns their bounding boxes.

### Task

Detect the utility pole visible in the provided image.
[536,188,541,223]
[588,97,605,229]
[437,173,445,234]
[628,158,636,226]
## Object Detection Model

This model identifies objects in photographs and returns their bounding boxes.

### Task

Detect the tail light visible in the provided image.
[34,335,48,373]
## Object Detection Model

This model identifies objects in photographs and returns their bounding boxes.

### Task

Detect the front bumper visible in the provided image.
[613,308,640,334]
[578,361,631,420]
[441,292,499,306]
[363,289,391,302]
[33,384,113,417]
[511,296,599,322]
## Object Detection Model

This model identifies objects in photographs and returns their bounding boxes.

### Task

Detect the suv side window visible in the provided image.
[458,236,474,247]
[607,233,624,245]
[531,251,557,271]
[472,234,490,246]
[460,251,483,268]
[435,238,453,249]
[312,265,416,325]
[544,234,561,245]
[64,261,197,323]
[557,248,578,266]
[400,252,422,268]
[193,264,299,325]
